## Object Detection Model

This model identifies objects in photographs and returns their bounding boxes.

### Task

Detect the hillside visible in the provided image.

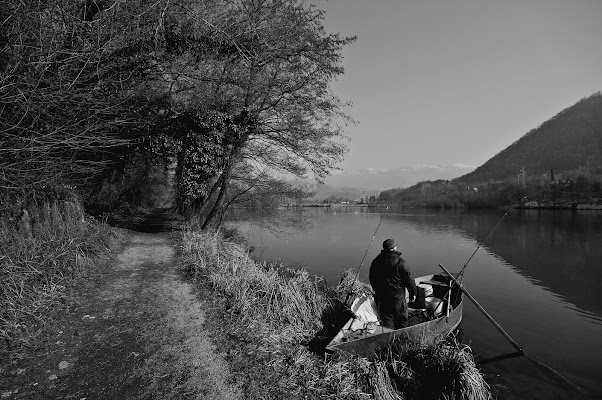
[456,92,602,184]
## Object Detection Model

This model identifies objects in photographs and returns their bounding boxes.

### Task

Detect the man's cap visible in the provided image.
[383,239,396,250]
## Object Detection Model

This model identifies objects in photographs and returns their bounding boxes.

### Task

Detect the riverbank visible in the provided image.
[1,200,491,399]
[344,202,602,211]
[518,202,602,210]
[181,229,491,399]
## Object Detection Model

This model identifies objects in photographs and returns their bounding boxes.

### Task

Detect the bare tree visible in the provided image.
[0,0,179,192]
[2,0,354,228]
[141,0,355,229]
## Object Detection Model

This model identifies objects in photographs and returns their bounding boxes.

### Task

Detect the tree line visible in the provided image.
[379,168,602,209]
[1,0,354,229]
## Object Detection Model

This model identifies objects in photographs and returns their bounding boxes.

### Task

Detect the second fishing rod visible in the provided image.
[344,205,389,304]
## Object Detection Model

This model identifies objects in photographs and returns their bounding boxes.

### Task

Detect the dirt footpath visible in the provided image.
[1,231,240,400]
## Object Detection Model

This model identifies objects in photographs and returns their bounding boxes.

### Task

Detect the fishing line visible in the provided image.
[455,190,545,282]
[442,189,582,393]
[457,185,590,279]
[456,198,524,279]
[450,192,539,306]
[344,205,389,304]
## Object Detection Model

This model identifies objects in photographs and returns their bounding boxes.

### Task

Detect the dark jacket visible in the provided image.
[369,250,417,300]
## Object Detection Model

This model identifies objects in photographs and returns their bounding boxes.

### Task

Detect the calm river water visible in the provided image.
[230,206,602,399]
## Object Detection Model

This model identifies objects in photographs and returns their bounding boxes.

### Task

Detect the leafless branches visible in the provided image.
[0,0,172,191]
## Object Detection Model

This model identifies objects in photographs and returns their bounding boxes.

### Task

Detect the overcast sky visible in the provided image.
[311,0,602,172]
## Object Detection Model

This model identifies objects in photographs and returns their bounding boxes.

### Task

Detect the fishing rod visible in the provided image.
[344,206,389,304]
[431,191,539,322]
[449,191,545,306]
[456,194,531,280]
[437,189,582,392]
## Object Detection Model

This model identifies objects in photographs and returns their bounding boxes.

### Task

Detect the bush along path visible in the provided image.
[0,231,240,400]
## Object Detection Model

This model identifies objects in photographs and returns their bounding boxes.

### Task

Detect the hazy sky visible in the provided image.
[311,0,602,171]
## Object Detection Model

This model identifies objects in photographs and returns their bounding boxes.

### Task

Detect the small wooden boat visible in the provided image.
[326,273,463,358]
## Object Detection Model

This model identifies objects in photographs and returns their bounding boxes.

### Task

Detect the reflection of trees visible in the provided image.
[369,207,475,238]
[375,208,601,314]
[232,207,602,316]
[227,207,315,238]
[450,211,602,314]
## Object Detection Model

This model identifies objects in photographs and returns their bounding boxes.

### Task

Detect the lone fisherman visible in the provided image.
[369,239,417,329]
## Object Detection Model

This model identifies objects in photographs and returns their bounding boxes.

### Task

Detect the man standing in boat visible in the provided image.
[369,239,417,329]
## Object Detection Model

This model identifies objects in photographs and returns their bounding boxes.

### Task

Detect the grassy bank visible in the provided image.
[181,229,491,399]
[0,194,118,348]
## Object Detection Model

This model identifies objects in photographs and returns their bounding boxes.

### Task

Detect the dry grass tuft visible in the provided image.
[374,338,491,400]
[0,197,116,346]
[334,268,375,303]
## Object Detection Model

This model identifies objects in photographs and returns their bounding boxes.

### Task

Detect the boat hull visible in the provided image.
[326,274,463,358]
[327,301,463,358]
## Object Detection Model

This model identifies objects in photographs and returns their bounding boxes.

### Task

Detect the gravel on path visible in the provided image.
[1,231,240,400]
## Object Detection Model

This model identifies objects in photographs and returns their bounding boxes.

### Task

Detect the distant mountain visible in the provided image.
[322,165,476,191]
[457,92,602,183]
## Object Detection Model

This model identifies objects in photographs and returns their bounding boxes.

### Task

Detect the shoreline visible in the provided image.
[180,229,492,399]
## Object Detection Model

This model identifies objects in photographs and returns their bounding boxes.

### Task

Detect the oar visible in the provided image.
[438,263,582,393]
[476,350,524,366]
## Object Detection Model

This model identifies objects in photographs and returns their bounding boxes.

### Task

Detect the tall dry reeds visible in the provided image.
[0,197,116,346]
[181,229,491,400]
[182,229,374,399]
[183,229,330,350]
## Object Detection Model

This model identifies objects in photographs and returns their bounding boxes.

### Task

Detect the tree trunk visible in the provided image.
[200,143,244,230]
[201,160,235,230]
[186,174,223,222]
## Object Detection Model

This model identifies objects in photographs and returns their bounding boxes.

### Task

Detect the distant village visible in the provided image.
[300,195,378,207]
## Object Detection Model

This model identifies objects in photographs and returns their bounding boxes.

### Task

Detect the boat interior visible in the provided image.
[335,274,462,343]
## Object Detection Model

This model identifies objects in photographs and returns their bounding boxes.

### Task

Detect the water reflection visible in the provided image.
[227,206,602,397]
[348,206,602,317]
[445,209,602,316]
[235,207,602,318]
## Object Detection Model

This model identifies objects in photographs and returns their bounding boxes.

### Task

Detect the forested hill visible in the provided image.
[456,92,602,184]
